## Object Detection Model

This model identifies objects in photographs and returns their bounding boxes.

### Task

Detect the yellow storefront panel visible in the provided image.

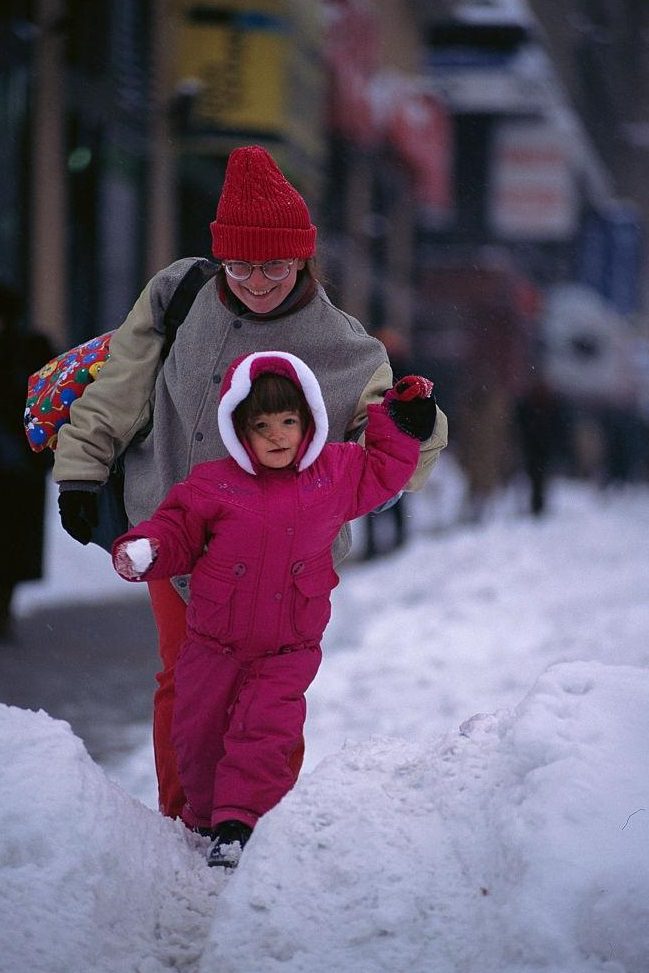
[175,3,289,134]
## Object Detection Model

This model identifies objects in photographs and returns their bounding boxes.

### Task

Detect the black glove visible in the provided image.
[385,375,437,441]
[58,490,99,546]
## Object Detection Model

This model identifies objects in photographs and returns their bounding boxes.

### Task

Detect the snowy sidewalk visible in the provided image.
[0,594,157,767]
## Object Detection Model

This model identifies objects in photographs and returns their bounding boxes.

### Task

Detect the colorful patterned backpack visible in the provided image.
[25,332,112,451]
[24,259,218,454]
[23,259,218,551]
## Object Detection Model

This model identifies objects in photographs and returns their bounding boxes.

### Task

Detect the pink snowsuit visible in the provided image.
[113,352,420,831]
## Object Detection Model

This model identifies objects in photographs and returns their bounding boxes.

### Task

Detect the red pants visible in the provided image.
[147,578,306,819]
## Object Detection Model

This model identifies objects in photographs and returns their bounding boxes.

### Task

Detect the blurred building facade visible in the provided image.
[1,0,648,492]
[1,0,328,348]
[2,0,166,346]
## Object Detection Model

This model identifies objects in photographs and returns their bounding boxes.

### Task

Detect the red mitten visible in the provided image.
[393,375,434,401]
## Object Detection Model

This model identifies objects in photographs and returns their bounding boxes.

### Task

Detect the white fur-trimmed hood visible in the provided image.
[217,351,329,474]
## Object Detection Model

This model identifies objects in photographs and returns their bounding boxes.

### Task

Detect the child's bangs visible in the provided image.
[233,373,311,434]
[251,374,302,416]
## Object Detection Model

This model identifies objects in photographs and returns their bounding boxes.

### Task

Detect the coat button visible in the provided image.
[212,373,221,384]
[286,526,294,535]
[195,431,203,442]
[274,592,282,601]
[232,319,242,329]
[233,562,246,577]
[291,561,305,575]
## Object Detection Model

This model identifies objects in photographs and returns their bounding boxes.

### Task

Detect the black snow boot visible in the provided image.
[207,819,253,868]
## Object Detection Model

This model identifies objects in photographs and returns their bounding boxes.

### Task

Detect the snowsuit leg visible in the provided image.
[147,579,306,822]
[171,639,243,829]
[211,644,322,829]
[172,640,321,830]
[147,579,188,818]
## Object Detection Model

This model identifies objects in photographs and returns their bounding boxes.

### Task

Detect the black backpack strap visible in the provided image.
[161,258,219,362]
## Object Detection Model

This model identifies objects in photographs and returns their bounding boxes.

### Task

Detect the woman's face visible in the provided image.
[224,259,305,314]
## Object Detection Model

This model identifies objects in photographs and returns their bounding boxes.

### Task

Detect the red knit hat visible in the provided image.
[210,145,317,261]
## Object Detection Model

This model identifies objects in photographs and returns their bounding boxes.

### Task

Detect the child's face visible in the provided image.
[246,411,304,468]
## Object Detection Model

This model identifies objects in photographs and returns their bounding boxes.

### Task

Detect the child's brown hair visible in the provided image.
[233,373,312,438]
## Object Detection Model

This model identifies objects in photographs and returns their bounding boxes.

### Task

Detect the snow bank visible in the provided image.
[3,659,648,973]
[0,705,219,973]
[199,660,649,973]
[309,481,649,770]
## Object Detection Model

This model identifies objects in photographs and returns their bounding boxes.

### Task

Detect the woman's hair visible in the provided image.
[233,373,312,437]
[303,258,318,281]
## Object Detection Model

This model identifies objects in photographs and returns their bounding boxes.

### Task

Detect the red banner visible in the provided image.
[387,89,453,217]
[324,0,381,146]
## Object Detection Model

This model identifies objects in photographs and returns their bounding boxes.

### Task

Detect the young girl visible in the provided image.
[112,350,436,867]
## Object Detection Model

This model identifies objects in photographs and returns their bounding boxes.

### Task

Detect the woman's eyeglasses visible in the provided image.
[223,259,295,282]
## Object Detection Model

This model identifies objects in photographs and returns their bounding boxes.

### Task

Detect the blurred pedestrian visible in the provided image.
[0,283,53,640]
[514,376,558,516]
[53,145,448,821]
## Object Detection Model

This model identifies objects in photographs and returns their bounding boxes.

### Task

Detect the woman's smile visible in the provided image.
[226,261,304,313]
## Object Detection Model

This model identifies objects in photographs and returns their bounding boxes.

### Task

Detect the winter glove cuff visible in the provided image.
[58,480,103,493]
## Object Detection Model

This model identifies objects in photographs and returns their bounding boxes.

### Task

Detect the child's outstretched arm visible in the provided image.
[111,480,208,581]
[342,376,436,521]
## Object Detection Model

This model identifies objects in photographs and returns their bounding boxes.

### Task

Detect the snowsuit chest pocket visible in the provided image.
[290,565,338,640]
[299,474,336,511]
[186,570,249,644]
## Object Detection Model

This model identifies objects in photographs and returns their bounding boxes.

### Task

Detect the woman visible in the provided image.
[54,145,448,819]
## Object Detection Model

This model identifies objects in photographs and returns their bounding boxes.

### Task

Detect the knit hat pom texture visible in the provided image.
[211,145,317,262]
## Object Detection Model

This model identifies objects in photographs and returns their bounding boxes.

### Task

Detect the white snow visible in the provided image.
[125,537,156,575]
[2,474,649,973]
